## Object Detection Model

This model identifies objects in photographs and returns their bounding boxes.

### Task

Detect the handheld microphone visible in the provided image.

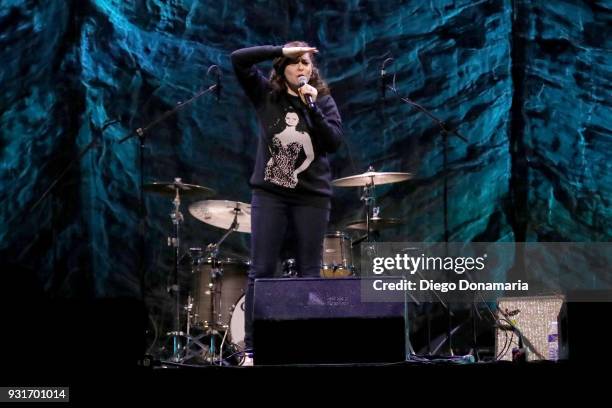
[298,76,315,109]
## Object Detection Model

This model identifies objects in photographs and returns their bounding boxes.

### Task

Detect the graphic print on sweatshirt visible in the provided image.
[265,110,314,188]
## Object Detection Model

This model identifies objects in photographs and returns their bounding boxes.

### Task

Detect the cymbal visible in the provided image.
[332,171,413,187]
[144,179,215,197]
[345,217,405,231]
[189,200,251,233]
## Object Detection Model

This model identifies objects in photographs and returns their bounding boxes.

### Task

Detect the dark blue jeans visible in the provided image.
[244,191,330,352]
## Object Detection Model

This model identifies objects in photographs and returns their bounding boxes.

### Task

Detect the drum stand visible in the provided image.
[183,204,243,365]
[166,180,185,362]
[361,166,377,243]
[350,167,379,251]
[206,203,241,326]
[206,203,241,259]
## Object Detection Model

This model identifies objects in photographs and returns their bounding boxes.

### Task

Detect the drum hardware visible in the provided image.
[185,200,252,364]
[162,329,240,366]
[330,167,413,187]
[184,295,194,336]
[345,216,406,232]
[332,166,412,243]
[346,215,406,249]
[188,257,249,330]
[332,167,411,278]
[143,180,216,197]
[321,231,355,278]
[179,253,249,365]
[143,178,215,362]
[188,200,251,330]
[189,200,252,234]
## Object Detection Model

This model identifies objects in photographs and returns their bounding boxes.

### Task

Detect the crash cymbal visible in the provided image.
[332,171,413,187]
[144,178,215,197]
[189,200,251,233]
[345,217,406,231]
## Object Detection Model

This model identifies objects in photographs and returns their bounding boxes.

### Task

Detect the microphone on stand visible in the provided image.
[298,76,316,110]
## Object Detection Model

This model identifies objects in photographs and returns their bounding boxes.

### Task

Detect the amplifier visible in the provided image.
[495,295,566,361]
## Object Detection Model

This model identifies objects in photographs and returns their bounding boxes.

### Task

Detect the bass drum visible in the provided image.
[229,295,246,350]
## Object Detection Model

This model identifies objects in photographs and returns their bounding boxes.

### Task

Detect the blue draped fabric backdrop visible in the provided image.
[1,1,610,345]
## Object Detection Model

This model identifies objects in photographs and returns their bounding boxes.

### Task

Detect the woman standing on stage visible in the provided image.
[231,42,343,364]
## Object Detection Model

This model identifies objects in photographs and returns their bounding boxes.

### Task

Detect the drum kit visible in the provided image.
[146,167,412,365]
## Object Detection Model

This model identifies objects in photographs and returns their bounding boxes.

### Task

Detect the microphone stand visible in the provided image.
[118,76,220,362]
[385,80,474,357]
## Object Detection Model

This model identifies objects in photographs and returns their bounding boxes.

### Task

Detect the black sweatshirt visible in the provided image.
[231,46,343,207]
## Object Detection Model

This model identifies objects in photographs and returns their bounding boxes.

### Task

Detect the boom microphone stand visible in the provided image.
[382,66,474,357]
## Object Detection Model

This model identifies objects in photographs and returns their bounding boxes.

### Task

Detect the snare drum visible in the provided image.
[321,231,354,278]
[190,257,249,328]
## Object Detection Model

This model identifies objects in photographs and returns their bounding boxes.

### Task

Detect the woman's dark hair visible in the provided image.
[270,41,330,97]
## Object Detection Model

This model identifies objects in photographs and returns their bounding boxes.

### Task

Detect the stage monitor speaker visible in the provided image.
[253,277,406,365]
[495,295,566,361]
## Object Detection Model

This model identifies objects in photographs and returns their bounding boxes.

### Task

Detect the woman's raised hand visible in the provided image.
[282,47,318,58]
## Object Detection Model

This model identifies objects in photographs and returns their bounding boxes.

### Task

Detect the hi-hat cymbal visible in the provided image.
[345,217,405,231]
[144,179,215,197]
[332,171,413,187]
[189,200,251,233]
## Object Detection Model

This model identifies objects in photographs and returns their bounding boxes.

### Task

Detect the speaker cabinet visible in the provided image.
[253,278,406,365]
